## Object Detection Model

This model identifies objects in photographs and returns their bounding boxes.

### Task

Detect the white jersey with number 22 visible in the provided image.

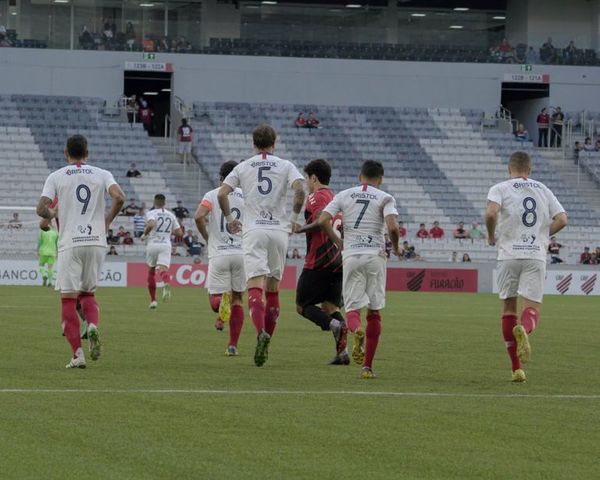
[146,208,178,246]
[487,177,565,262]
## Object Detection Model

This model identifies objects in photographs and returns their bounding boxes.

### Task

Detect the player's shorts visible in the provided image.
[177,142,192,154]
[39,255,56,266]
[242,229,289,281]
[55,246,105,293]
[206,255,246,294]
[342,254,387,312]
[497,258,546,303]
[296,269,343,308]
[146,243,171,268]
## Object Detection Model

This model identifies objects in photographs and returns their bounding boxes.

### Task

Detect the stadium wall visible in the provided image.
[3,49,600,111]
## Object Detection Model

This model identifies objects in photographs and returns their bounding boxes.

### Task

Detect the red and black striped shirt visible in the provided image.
[303,188,342,272]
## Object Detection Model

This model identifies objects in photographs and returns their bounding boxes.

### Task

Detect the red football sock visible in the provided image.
[61,298,81,355]
[265,291,280,337]
[364,312,382,369]
[346,310,362,333]
[502,314,521,371]
[229,304,244,347]
[147,270,156,302]
[248,287,265,334]
[521,307,539,334]
[209,294,222,313]
[79,293,99,327]
[160,271,171,285]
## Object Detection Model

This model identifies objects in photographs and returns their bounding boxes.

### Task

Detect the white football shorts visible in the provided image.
[146,243,172,268]
[206,254,246,294]
[342,254,387,311]
[497,258,546,303]
[55,246,105,293]
[242,229,289,281]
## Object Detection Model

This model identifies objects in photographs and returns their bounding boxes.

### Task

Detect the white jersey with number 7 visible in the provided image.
[323,184,398,258]
[41,164,117,252]
[487,177,565,261]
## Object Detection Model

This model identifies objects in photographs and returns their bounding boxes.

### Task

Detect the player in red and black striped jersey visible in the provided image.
[294,159,348,365]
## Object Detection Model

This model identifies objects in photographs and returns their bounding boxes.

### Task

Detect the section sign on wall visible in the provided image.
[124,62,173,72]
[493,269,599,296]
[503,73,550,83]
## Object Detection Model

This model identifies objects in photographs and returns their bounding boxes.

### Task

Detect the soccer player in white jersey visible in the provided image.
[142,194,183,308]
[319,160,400,379]
[37,135,125,369]
[195,160,246,355]
[218,125,305,367]
[486,151,567,383]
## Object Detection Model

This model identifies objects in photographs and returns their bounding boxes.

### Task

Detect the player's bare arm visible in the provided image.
[141,219,156,241]
[106,184,126,230]
[549,212,568,236]
[291,178,306,233]
[172,225,184,238]
[218,184,241,234]
[485,201,500,246]
[194,204,211,243]
[318,211,343,250]
[36,196,56,220]
[295,209,322,234]
[385,214,401,256]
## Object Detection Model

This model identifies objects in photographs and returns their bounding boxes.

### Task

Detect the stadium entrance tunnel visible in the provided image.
[124,70,172,137]
[501,81,550,140]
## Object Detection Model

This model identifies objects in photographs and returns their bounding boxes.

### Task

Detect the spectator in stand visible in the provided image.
[591,252,598,265]
[291,248,301,259]
[122,198,139,216]
[541,37,556,64]
[126,163,142,178]
[177,118,193,165]
[139,100,154,134]
[491,37,515,63]
[398,221,407,238]
[107,229,120,245]
[189,235,203,256]
[123,232,134,246]
[177,37,192,53]
[462,253,472,263]
[173,200,190,227]
[583,137,594,151]
[295,112,306,129]
[430,220,444,239]
[536,108,550,147]
[107,246,119,256]
[580,247,593,264]
[0,25,11,47]
[306,112,320,129]
[596,247,600,259]
[183,229,194,252]
[157,37,169,52]
[453,221,469,239]
[405,245,422,261]
[525,46,539,64]
[514,123,529,143]
[126,95,138,124]
[400,241,410,259]
[133,206,146,238]
[125,22,136,50]
[416,223,429,239]
[468,222,485,240]
[550,106,564,148]
[79,26,95,50]
[574,141,583,164]
[8,212,22,229]
[450,251,458,262]
[564,40,577,64]
[117,226,127,239]
[548,236,564,264]
[595,138,600,152]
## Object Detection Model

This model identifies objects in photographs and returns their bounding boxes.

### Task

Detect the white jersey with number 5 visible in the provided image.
[41,163,117,252]
[487,177,565,261]
[146,208,177,246]
[323,184,398,258]
[222,153,304,233]
[200,187,244,259]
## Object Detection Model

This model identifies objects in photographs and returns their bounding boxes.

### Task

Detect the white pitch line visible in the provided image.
[0,389,599,399]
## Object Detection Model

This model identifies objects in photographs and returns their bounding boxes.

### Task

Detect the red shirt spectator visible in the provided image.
[537,109,550,129]
[398,221,407,238]
[430,221,444,239]
[580,247,593,264]
[123,233,134,245]
[295,112,306,128]
[178,119,193,142]
[139,101,154,132]
[416,223,429,239]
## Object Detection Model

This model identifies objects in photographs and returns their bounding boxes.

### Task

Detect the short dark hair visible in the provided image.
[182,118,188,126]
[509,151,531,173]
[219,160,238,180]
[253,124,277,150]
[154,194,166,206]
[360,160,384,179]
[304,159,331,185]
[66,135,88,160]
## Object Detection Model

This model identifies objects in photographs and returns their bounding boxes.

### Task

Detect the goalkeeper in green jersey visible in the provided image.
[38,222,59,287]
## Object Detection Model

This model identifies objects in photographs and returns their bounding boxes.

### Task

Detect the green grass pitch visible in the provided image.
[0,286,598,479]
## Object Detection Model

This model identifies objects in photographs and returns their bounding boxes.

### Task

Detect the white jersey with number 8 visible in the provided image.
[323,184,398,258]
[222,153,304,233]
[41,164,117,252]
[487,177,565,262]
[145,208,178,246]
